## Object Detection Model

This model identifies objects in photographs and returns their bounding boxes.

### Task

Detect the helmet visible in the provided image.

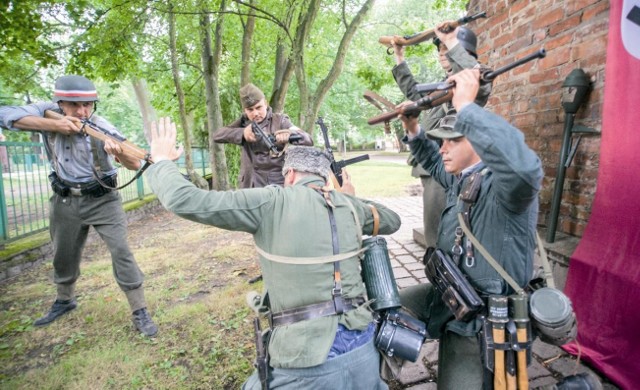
[52,75,99,103]
[433,26,478,58]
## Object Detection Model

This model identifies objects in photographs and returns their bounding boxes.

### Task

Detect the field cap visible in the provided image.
[426,112,463,139]
[240,83,265,108]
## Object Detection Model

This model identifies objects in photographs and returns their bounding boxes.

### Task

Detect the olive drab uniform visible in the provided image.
[401,103,542,389]
[147,161,401,389]
[213,107,313,188]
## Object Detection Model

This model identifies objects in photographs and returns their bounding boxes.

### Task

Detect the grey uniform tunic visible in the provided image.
[0,103,144,297]
[401,103,542,389]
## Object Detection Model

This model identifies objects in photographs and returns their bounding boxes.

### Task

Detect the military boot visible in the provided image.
[132,308,158,337]
[34,299,77,326]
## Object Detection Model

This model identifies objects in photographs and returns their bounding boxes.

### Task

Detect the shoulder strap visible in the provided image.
[457,213,525,295]
[255,244,366,265]
[369,204,380,236]
[536,232,555,289]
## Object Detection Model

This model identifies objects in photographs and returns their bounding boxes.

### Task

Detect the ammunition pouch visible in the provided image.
[375,309,428,362]
[424,248,484,321]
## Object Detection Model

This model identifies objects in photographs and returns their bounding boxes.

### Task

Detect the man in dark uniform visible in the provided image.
[0,75,158,336]
[399,68,542,389]
[213,83,313,188]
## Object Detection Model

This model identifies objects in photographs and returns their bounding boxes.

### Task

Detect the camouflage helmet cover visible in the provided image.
[52,75,99,103]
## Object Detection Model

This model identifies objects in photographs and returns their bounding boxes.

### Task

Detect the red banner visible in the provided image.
[563,1,640,389]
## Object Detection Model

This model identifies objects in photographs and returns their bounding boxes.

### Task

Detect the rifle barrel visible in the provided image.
[482,48,546,81]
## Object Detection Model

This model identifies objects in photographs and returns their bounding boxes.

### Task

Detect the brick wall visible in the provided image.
[467,0,609,238]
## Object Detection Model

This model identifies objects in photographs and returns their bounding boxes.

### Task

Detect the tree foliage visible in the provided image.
[1,0,466,186]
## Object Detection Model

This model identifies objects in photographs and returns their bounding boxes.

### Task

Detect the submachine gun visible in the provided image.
[315,117,369,189]
[251,121,302,156]
[367,48,547,126]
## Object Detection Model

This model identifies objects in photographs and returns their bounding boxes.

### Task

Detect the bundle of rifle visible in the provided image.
[367,49,546,126]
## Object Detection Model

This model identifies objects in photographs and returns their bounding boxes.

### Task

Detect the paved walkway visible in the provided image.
[373,196,616,390]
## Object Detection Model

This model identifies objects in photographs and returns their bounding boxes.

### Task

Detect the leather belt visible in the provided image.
[270,296,366,328]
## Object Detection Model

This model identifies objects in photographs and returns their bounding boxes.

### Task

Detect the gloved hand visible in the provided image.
[274,129,292,144]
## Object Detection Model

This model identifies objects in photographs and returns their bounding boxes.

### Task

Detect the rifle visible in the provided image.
[316,117,369,189]
[44,110,152,163]
[253,317,269,390]
[367,48,546,126]
[251,121,303,156]
[378,11,487,50]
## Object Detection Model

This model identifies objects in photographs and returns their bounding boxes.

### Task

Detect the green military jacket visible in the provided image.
[405,103,542,337]
[147,162,401,368]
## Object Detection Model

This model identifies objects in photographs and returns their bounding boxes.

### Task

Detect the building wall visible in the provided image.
[467,0,609,238]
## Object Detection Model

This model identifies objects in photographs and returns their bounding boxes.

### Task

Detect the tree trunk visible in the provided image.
[131,78,156,143]
[200,0,230,190]
[168,4,208,189]
[271,0,322,113]
[301,0,377,135]
[270,8,295,109]
[240,0,255,87]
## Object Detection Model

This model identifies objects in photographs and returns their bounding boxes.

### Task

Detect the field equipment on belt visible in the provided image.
[375,309,427,362]
[361,236,402,311]
[360,237,427,362]
[424,248,485,321]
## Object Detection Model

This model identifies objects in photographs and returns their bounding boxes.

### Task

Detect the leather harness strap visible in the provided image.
[270,297,366,327]
[369,204,380,236]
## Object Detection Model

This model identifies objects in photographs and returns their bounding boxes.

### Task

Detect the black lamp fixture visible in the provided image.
[546,68,597,243]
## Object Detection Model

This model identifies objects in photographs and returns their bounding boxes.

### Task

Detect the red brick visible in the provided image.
[573,34,607,61]
[583,1,609,21]
[566,0,601,15]
[549,14,582,36]
[532,8,565,30]
[545,33,573,51]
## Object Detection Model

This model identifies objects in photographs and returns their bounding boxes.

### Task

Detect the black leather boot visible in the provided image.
[34,299,77,326]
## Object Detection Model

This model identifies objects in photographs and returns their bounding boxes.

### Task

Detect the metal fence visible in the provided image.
[0,140,210,245]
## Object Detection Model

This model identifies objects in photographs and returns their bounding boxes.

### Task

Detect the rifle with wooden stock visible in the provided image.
[367,48,547,126]
[44,110,155,189]
[44,110,152,163]
[378,11,487,50]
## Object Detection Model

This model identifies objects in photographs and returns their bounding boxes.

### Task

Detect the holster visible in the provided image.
[253,317,270,390]
[424,248,484,321]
